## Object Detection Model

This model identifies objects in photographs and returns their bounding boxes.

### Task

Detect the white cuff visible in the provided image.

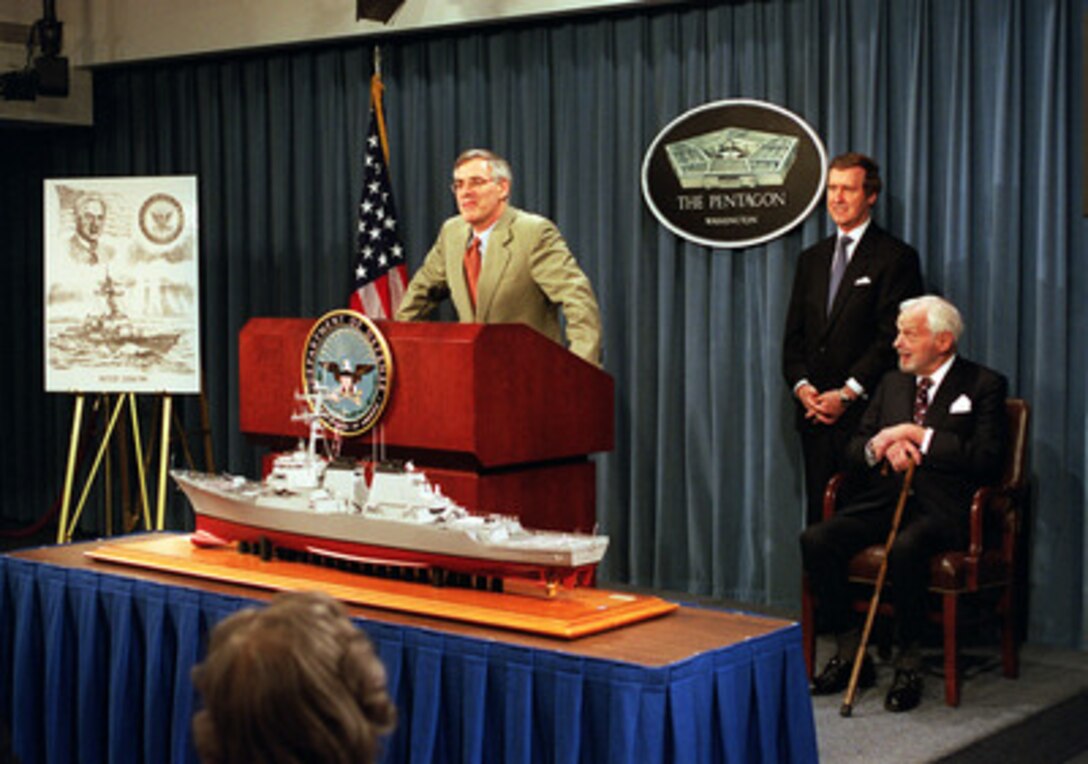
[919,427,934,454]
[864,439,879,467]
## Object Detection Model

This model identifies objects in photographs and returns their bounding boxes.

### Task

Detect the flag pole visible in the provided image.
[350,43,408,320]
[371,47,390,165]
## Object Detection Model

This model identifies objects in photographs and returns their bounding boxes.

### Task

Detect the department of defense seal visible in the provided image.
[138,192,185,246]
[302,310,393,436]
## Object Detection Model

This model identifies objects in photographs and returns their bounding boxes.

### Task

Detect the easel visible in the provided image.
[55,391,212,544]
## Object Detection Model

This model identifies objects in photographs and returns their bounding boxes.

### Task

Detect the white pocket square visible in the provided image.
[853,276,872,286]
[949,394,972,414]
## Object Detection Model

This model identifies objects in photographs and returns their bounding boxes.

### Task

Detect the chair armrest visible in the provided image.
[822,472,848,521]
[968,486,990,557]
[968,483,1019,557]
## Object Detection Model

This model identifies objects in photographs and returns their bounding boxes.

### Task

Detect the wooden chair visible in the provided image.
[801,398,1030,706]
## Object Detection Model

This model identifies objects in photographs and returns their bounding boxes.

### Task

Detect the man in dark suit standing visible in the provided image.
[783,152,924,526]
[801,295,1008,712]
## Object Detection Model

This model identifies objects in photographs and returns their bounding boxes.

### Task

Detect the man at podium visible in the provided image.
[395,148,602,366]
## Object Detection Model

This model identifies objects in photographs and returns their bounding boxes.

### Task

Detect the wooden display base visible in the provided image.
[86,533,678,639]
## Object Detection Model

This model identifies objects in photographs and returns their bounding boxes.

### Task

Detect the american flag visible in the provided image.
[349,72,407,318]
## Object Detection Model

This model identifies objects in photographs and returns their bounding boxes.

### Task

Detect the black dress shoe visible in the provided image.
[811,654,876,696]
[884,668,924,712]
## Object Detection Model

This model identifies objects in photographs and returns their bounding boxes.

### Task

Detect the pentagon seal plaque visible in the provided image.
[642,99,827,249]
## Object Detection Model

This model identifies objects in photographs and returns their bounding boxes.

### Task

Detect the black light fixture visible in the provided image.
[1,0,69,101]
[357,0,405,24]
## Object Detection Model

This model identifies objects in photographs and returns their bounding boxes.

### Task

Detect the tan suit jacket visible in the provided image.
[395,205,602,365]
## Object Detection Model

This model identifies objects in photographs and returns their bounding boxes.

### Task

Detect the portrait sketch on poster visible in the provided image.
[44,176,201,394]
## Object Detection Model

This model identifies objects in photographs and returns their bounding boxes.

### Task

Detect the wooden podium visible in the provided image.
[239,319,614,533]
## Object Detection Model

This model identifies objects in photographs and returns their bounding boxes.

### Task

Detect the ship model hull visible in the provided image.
[173,470,606,589]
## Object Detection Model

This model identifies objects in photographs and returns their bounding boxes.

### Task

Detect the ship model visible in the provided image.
[172,392,609,594]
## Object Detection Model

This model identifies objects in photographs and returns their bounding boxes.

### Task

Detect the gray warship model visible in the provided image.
[172,393,608,593]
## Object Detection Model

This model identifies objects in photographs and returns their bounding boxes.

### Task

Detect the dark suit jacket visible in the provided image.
[782,223,923,428]
[843,357,1009,526]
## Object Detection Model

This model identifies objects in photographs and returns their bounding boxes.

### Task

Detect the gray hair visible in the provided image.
[900,295,964,342]
[454,148,513,187]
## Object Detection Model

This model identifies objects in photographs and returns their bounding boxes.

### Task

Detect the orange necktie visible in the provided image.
[464,236,481,308]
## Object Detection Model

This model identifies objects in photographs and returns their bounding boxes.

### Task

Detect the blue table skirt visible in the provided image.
[0,555,817,763]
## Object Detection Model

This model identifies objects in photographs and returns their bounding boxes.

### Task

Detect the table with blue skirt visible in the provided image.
[0,541,817,764]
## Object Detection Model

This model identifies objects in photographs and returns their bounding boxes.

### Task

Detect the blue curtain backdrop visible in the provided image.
[0,0,1083,647]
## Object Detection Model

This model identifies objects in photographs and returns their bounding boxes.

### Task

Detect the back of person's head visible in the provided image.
[192,590,396,764]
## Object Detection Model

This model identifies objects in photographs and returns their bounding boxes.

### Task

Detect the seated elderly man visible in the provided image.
[800,295,1008,712]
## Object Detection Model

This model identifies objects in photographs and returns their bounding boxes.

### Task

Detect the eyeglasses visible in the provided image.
[450,176,495,194]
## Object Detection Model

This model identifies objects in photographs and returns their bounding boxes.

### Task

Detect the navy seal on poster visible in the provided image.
[642,99,827,249]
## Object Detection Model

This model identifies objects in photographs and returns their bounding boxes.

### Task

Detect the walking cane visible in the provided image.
[840,461,916,717]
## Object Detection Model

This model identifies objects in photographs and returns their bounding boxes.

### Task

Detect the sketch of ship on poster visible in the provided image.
[665,127,799,189]
[44,176,201,394]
